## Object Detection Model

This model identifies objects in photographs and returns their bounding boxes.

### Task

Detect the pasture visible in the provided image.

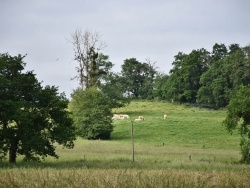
[0,101,249,187]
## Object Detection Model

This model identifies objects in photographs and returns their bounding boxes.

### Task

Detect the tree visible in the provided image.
[230,45,250,89]
[197,44,249,108]
[164,52,187,101]
[70,87,113,140]
[70,30,106,89]
[0,53,75,163]
[166,49,210,103]
[223,85,250,163]
[120,58,157,99]
[198,58,231,108]
[211,43,228,62]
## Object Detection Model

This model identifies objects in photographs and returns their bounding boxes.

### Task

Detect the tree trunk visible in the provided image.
[9,139,18,163]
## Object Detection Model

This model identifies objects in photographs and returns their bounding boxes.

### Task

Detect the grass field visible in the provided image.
[0,101,249,187]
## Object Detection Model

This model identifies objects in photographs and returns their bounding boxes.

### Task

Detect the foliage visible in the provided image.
[211,43,228,62]
[99,72,130,108]
[223,85,250,163]
[0,53,75,163]
[198,44,249,108]
[152,73,169,100]
[166,49,210,103]
[120,58,157,99]
[197,58,231,108]
[70,87,113,140]
[88,48,109,88]
[163,43,249,108]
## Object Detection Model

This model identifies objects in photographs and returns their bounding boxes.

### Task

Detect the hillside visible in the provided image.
[112,100,240,150]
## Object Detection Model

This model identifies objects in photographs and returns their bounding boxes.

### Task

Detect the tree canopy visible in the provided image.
[0,53,75,163]
[165,49,210,103]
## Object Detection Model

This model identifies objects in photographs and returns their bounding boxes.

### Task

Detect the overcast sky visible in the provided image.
[1,0,250,98]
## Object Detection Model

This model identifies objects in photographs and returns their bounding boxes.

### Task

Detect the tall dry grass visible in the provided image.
[0,168,249,188]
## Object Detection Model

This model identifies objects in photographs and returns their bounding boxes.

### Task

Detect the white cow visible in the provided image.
[164,114,167,120]
[112,114,129,120]
[134,118,142,121]
[112,114,120,120]
[122,114,130,119]
[135,116,145,121]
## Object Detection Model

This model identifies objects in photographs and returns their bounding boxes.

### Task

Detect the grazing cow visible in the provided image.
[112,114,129,120]
[122,114,130,119]
[134,118,143,121]
[119,115,125,119]
[112,114,120,120]
[164,114,167,120]
[138,116,145,120]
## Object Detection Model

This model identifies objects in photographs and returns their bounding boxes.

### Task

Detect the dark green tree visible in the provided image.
[164,52,187,101]
[229,43,240,54]
[198,43,229,107]
[0,53,75,163]
[211,43,228,62]
[229,45,250,89]
[198,58,231,108]
[223,85,250,163]
[198,44,249,108]
[166,49,210,103]
[70,87,113,140]
[120,58,157,99]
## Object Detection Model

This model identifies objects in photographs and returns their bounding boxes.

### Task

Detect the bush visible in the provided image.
[70,87,113,140]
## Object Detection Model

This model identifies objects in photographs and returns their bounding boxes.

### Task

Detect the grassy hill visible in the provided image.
[112,100,240,150]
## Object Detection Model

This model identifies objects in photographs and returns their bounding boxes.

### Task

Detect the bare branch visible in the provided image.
[70,29,106,90]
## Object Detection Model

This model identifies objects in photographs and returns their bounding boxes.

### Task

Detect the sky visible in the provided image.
[1,0,250,98]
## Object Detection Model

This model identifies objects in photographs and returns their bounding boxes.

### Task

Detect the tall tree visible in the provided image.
[211,43,228,62]
[165,52,187,101]
[166,49,210,103]
[0,53,75,163]
[198,44,249,108]
[70,30,106,89]
[198,58,231,108]
[230,45,250,89]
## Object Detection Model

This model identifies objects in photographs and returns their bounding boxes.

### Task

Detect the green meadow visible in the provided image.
[1,101,249,188]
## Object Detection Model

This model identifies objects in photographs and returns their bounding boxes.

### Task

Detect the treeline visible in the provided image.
[101,43,250,109]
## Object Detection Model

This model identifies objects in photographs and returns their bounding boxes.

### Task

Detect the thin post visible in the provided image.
[131,119,135,162]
